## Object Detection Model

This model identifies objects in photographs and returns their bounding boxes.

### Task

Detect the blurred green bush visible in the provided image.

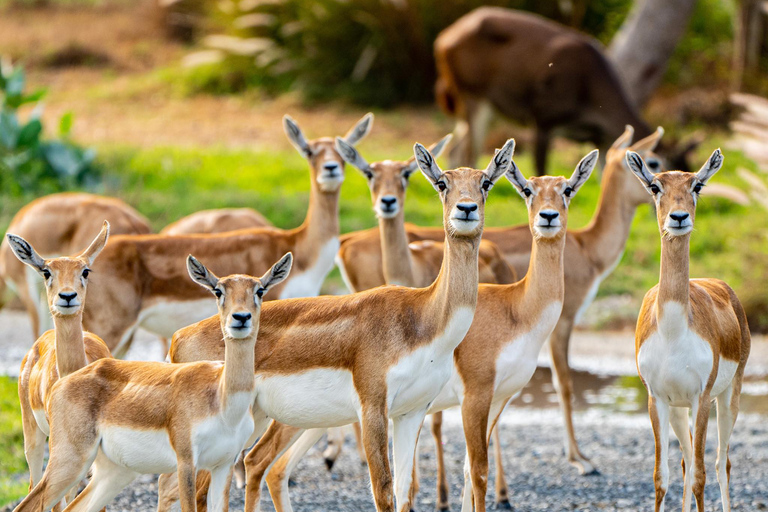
[0,63,100,197]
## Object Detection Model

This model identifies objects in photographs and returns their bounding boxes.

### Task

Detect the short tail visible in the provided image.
[435,75,458,116]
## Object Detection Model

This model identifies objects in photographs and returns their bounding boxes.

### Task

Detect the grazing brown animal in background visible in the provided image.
[161,208,272,235]
[626,149,750,512]
[7,222,112,503]
[0,193,150,338]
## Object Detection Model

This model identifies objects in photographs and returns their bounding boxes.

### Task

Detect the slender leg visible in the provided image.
[207,465,234,512]
[392,412,426,512]
[19,392,45,490]
[649,396,671,512]
[492,424,510,508]
[449,97,492,169]
[534,127,551,176]
[691,394,711,512]
[233,451,246,489]
[156,473,179,512]
[548,318,597,475]
[266,428,326,512]
[360,400,395,512]
[430,412,450,511]
[323,427,345,471]
[669,406,693,511]
[176,460,198,512]
[352,422,366,463]
[63,452,137,512]
[715,385,737,512]
[459,392,494,512]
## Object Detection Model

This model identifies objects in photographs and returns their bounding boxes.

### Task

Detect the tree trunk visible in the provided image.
[608,0,697,107]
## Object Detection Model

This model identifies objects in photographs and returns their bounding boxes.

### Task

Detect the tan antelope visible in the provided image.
[161,208,272,235]
[0,193,150,338]
[219,150,597,512]
[78,113,371,357]
[626,150,750,512]
[433,6,693,174]
[7,222,112,500]
[13,253,293,512]
[161,140,516,512]
[359,126,666,476]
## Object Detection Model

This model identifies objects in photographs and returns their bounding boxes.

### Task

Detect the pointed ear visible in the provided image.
[413,143,444,190]
[567,150,598,194]
[260,252,293,293]
[625,151,656,189]
[6,234,45,273]
[695,148,724,184]
[186,255,219,292]
[611,125,635,150]
[79,221,110,266]
[504,160,529,198]
[631,126,664,154]
[343,113,374,146]
[484,138,515,183]
[335,137,371,179]
[283,115,311,157]
[404,134,452,177]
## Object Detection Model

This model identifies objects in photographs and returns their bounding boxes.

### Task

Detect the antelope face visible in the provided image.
[6,221,109,317]
[187,253,293,340]
[607,125,668,207]
[506,150,598,239]
[626,148,723,238]
[283,113,374,194]
[414,138,515,238]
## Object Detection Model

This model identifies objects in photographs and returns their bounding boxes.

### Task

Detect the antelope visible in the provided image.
[13,253,293,512]
[161,208,272,235]
[79,113,372,357]
[626,150,750,512]
[0,193,151,338]
[218,150,597,512]
[162,140,516,512]
[7,222,112,500]
[434,6,692,174]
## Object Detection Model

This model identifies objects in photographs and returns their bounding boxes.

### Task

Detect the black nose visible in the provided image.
[232,312,251,323]
[540,212,559,222]
[670,212,689,222]
[381,197,397,207]
[323,162,339,172]
[59,292,77,302]
[456,203,478,214]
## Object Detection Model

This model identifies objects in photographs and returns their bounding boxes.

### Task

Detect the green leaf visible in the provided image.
[0,110,19,149]
[17,119,42,148]
[21,88,47,105]
[59,112,74,137]
[4,69,24,97]
[42,142,80,177]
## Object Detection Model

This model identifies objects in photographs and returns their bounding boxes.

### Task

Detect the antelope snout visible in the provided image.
[449,202,480,234]
[55,291,80,313]
[317,161,345,191]
[322,161,341,177]
[535,209,562,237]
[665,210,692,235]
[227,311,253,338]
[377,195,399,218]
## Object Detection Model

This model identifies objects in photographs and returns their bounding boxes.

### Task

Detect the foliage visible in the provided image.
[0,376,26,507]
[0,63,100,197]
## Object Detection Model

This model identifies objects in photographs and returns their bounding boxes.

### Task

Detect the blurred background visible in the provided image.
[0,0,767,504]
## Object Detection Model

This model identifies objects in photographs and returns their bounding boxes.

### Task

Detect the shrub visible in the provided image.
[0,62,100,196]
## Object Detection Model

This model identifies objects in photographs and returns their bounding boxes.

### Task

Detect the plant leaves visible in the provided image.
[59,112,73,137]
[17,119,42,148]
[0,110,19,149]
[42,142,81,177]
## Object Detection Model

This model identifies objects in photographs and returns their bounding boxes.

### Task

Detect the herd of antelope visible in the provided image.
[0,6,753,512]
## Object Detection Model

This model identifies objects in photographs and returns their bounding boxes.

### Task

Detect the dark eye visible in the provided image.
[436,181,447,192]
[647,160,660,170]
[42,269,51,280]
[214,289,222,298]
[523,188,532,197]
[563,187,573,197]
[82,268,91,279]
[256,288,265,299]
[693,183,702,194]
[650,184,660,194]
[364,170,373,180]
[482,180,492,191]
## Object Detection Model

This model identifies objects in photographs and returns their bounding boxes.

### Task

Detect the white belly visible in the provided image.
[138,299,218,339]
[280,238,339,299]
[192,404,255,469]
[101,426,178,474]
[255,368,360,428]
[32,408,49,435]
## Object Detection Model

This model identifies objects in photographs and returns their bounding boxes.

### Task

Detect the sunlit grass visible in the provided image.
[0,376,26,507]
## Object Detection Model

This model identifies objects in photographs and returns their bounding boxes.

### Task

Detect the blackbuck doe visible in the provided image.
[161,208,272,235]
[626,150,750,512]
[434,7,693,174]
[13,253,293,512]
[78,114,372,357]
[0,193,150,338]
[162,140,517,512]
[7,222,112,501]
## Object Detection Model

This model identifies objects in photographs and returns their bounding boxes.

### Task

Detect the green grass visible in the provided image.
[0,376,26,507]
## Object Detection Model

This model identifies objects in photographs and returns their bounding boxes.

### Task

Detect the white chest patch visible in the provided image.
[637,302,738,406]
[574,253,624,324]
[138,299,218,339]
[255,368,360,428]
[334,252,355,293]
[280,238,339,299]
[387,306,475,417]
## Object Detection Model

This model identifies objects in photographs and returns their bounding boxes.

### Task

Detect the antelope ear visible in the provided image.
[283,115,311,157]
[404,134,452,177]
[625,151,655,189]
[504,160,529,198]
[695,148,724,184]
[260,252,293,292]
[6,234,45,273]
[343,113,374,146]
[611,125,635,150]
[80,221,110,266]
[186,255,219,292]
[631,127,664,154]
[335,137,371,178]
[484,138,515,183]
[567,150,599,194]
[413,143,444,191]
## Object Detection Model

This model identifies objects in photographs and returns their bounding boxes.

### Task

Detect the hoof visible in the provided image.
[288,478,297,487]
[324,458,335,471]
[495,499,512,510]
[582,467,601,476]
[438,506,450,512]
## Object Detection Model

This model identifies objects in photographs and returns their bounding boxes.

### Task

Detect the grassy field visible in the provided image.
[0,376,26,505]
